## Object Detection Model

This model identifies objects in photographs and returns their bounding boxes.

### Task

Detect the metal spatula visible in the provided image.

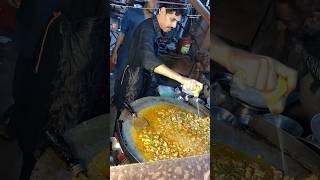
[123,102,150,131]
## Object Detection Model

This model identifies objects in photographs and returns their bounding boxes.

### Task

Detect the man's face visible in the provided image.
[158,7,182,32]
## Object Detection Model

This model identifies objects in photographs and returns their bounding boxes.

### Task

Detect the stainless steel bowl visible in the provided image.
[261,114,304,136]
[212,72,233,92]
[211,106,236,124]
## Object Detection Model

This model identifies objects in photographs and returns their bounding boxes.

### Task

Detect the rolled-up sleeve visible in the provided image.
[136,28,163,72]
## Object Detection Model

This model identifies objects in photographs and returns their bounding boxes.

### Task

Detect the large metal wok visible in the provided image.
[213,118,320,178]
[117,96,209,163]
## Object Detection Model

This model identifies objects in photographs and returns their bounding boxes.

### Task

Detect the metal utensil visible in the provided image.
[123,102,149,131]
[211,106,237,124]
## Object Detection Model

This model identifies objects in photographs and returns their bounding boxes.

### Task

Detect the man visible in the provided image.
[114,0,203,110]
[111,0,157,88]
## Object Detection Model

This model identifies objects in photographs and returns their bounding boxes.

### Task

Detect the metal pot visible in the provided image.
[214,120,320,178]
[211,106,236,124]
[211,72,269,116]
[213,93,269,118]
[296,137,320,155]
[212,72,233,92]
[117,97,209,163]
[259,114,304,137]
[232,98,269,117]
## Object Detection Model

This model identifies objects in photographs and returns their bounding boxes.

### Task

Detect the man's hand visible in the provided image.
[111,32,125,65]
[232,54,297,95]
[111,52,118,65]
[6,0,21,8]
[181,77,203,92]
[232,55,297,114]
[211,34,297,113]
[211,34,297,95]
[153,64,203,96]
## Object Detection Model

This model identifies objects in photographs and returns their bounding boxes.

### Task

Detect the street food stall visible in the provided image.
[28,0,320,179]
[109,0,211,178]
[30,0,211,179]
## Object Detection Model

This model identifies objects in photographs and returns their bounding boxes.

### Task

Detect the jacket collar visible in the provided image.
[152,15,162,39]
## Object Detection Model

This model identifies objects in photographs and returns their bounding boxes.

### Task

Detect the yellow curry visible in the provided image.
[132,104,210,161]
[212,142,319,180]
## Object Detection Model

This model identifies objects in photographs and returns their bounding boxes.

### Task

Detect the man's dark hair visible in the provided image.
[158,0,187,16]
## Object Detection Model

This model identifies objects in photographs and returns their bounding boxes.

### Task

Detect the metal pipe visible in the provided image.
[189,0,210,24]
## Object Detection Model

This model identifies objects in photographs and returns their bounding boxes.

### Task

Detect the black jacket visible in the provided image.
[114,16,164,109]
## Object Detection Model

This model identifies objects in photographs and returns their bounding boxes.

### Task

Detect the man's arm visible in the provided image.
[154,64,202,92]
[210,35,235,72]
[136,27,202,91]
[211,35,276,90]
[211,34,297,93]
[154,64,186,84]
[211,34,297,113]
[111,32,125,64]
[111,10,130,64]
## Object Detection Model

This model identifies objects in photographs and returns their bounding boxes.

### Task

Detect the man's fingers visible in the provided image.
[266,58,277,91]
[111,56,117,65]
[239,59,259,88]
[275,62,298,94]
[255,58,268,90]
[195,81,203,91]
[187,80,203,91]
[286,69,298,95]
[191,80,195,90]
